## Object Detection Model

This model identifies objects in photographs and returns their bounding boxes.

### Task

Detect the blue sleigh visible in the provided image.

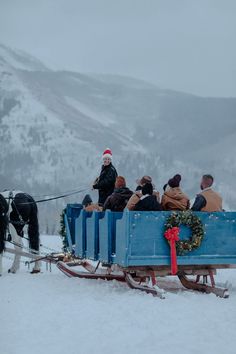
[57,204,236,298]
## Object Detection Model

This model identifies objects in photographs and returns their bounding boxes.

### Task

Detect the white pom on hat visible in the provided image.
[102,148,112,160]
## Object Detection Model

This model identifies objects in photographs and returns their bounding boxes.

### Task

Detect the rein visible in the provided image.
[5,237,57,256]
[3,186,89,205]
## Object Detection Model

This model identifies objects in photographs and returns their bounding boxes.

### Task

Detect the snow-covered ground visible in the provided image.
[1,235,236,354]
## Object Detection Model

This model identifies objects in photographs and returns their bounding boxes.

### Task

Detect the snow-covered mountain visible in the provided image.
[1,43,236,232]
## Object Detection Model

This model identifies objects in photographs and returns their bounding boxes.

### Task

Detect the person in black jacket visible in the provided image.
[103,176,133,211]
[134,182,162,211]
[93,148,118,206]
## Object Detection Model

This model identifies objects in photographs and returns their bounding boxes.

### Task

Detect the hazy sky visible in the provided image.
[0,0,236,97]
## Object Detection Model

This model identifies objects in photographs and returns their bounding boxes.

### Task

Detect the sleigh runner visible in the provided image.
[58,204,236,298]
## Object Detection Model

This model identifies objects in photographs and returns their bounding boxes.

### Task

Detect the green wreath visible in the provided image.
[59,208,68,252]
[164,210,205,255]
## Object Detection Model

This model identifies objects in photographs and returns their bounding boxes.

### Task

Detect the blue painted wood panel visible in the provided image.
[75,212,83,257]
[75,210,92,258]
[65,204,83,246]
[72,208,236,268]
[122,211,236,267]
[64,213,73,252]
[99,211,112,263]
[86,211,105,260]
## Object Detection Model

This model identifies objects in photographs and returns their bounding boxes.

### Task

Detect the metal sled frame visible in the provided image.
[56,259,166,298]
[56,259,231,299]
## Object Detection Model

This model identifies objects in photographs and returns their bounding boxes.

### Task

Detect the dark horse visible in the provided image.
[0,191,40,275]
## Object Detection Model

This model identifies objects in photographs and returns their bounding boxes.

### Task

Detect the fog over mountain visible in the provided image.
[0,44,236,232]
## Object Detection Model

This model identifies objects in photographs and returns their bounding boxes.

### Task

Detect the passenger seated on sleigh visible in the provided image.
[126,175,160,210]
[82,194,103,212]
[161,174,190,211]
[103,176,133,212]
[191,174,223,212]
[133,183,162,211]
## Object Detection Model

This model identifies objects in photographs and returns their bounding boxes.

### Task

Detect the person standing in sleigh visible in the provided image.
[93,148,118,206]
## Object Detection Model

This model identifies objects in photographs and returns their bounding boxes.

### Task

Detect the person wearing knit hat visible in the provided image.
[133,182,162,211]
[82,194,93,207]
[127,175,160,210]
[161,174,190,211]
[81,194,103,212]
[102,148,113,161]
[167,174,181,188]
[103,176,133,211]
[93,148,118,205]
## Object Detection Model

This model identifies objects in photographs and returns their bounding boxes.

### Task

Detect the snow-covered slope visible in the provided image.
[1,44,236,231]
[0,43,48,71]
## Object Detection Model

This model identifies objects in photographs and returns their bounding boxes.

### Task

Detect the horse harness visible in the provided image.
[7,191,29,238]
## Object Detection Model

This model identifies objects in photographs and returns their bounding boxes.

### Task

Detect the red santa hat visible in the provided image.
[102,148,112,160]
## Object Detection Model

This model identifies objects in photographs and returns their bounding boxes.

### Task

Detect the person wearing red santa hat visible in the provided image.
[93,148,118,205]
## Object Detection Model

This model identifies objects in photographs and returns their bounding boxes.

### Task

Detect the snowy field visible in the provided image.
[1,235,236,354]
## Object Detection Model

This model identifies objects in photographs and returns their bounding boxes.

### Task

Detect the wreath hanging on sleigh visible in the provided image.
[164,211,205,274]
[59,208,68,252]
[165,210,205,255]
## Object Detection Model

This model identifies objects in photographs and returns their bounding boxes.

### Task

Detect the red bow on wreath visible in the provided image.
[164,226,180,275]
